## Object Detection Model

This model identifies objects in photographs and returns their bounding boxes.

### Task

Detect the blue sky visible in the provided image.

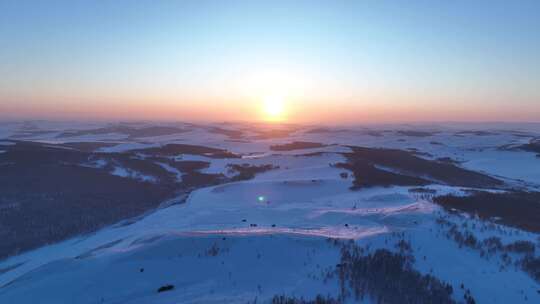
[1,0,539,122]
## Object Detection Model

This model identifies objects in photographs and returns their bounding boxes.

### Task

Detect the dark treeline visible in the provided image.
[270,141,328,151]
[132,143,240,159]
[396,130,436,137]
[434,191,540,233]
[271,295,339,304]
[333,161,430,188]
[0,140,246,260]
[227,164,278,181]
[0,142,177,259]
[521,255,540,282]
[0,140,281,260]
[518,139,540,154]
[206,126,245,139]
[57,125,190,140]
[336,244,458,304]
[334,146,503,189]
[435,215,539,283]
[270,241,467,304]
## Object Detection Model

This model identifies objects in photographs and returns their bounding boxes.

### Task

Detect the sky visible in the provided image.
[1,0,539,123]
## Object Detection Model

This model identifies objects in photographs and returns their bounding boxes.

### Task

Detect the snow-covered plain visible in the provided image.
[1,121,539,303]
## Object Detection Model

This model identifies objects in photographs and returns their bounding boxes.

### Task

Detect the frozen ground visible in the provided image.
[0,121,539,303]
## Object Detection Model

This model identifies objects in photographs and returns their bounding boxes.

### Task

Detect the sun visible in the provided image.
[262,95,285,121]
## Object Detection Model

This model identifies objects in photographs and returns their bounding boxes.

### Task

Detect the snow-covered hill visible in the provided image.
[0,121,539,303]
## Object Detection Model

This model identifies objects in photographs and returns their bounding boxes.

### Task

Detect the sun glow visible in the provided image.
[262,95,286,121]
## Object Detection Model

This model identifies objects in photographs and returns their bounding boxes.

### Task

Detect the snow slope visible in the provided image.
[0,121,539,303]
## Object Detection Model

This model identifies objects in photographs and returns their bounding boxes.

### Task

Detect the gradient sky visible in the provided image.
[1,0,539,123]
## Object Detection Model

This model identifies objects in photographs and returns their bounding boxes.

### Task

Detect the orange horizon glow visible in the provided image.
[2,95,540,124]
[2,1,539,124]
[2,63,539,124]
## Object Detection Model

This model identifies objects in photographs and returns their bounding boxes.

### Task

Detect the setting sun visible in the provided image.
[262,95,285,121]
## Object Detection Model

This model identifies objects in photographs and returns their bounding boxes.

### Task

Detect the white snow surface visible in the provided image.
[111,166,158,183]
[0,121,539,303]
